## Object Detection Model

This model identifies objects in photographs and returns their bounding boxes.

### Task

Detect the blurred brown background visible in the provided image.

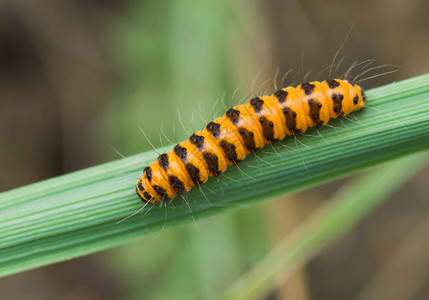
[1,0,428,299]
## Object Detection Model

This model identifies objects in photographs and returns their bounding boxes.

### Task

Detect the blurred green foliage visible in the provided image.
[103,1,272,299]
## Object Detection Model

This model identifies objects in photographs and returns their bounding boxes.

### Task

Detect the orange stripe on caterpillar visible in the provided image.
[136,79,366,203]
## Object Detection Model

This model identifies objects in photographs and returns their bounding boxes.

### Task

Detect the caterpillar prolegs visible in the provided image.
[136,79,366,203]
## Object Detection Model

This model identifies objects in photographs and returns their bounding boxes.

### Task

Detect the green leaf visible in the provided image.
[1,73,429,277]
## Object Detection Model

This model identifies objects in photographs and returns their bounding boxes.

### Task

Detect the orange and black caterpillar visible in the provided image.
[136,79,366,203]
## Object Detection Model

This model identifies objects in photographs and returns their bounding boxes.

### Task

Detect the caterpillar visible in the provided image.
[136,79,366,203]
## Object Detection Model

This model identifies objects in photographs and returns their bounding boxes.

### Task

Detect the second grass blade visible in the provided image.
[222,151,429,300]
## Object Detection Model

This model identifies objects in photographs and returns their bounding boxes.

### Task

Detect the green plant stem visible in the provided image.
[1,73,429,277]
[222,151,429,300]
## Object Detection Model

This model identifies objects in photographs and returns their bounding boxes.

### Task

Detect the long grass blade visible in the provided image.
[0,73,428,277]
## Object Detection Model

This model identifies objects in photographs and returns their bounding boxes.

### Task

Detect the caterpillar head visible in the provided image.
[136,171,158,203]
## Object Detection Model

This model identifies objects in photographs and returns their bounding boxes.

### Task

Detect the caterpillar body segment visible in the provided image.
[136,79,366,203]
